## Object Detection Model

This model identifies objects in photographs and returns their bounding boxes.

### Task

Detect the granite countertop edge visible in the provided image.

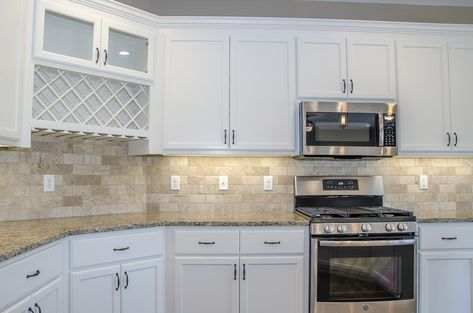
[0,216,309,263]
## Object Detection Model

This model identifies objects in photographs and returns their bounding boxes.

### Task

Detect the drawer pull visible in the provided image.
[28,308,34,313]
[264,241,281,245]
[35,303,42,313]
[233,264,237,280]
[198,241,216,245]
[113,246,130,251]
[242,264,246,280]
[442,237,458,240]
[26,270,40,279]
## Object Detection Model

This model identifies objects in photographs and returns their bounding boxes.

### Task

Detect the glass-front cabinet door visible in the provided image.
[35,0,101,68]
[100,20,154,81]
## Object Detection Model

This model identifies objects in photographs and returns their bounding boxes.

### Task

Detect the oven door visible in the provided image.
[311,237,416,313]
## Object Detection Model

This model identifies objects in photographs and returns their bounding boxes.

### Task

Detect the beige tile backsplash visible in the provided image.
[0,137,472,221]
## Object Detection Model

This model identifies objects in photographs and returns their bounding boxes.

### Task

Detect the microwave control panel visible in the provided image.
[323,179,359,191]
[383,114,396,147]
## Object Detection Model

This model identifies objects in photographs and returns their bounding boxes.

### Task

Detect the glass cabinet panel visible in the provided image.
[107,28,149,73]
[43,10,95,62]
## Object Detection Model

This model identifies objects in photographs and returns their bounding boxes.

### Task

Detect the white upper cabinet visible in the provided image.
[0,0,29,147]
[230,35,296,152]
[35,1,101,69]
[297,35,396,100]
[296,36,347,99]
[161,30,295,154]
[397,39,451,154]
[346,38,396,100]
[162,31,230,150]
[34,0,154,82]
[448,41,473,153]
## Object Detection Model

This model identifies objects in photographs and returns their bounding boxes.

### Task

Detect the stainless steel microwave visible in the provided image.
[298,101,397,158]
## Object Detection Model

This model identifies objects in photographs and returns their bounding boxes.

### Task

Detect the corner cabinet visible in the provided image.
[70,230,165,313]
[418,223,473,313]
[34,0,155,82]
[160,30,296,155]
[397,38,473,156]
[296,35,396,101]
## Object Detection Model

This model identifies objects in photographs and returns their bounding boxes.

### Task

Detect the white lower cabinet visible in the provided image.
[70,230,165,313]
[174,257,239,313]
[173,228,307,313]
[240,256,304,313]
[419,223,473,313]
[2,277,63,313]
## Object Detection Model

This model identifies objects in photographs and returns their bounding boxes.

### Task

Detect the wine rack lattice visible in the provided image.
[33,66,149,131]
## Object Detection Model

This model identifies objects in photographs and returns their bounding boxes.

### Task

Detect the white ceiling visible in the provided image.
[301,0,473,6]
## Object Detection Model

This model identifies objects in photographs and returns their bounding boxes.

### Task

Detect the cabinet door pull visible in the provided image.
[454,132,458,147]
[242,264,246,280]
[198,241,215,245]
[442,236,458,240]
[104,49,108,65]
[447,132,451,147]
[28,308,34,313]
[26,270,40,279]
[350,79,354,94]
[113,246,130,251]
[264,241,281,245]
[35,303,42,313]
[95,48,100,64]
[342,79,346,93]
[115,273,120,291]
[224,130,227,144]
[124,271,129,289]
[232,130,235,145]
[233,264,237,280]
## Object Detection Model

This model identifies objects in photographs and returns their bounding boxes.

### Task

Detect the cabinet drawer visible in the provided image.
[0,243,63,309]
[71,231,164,268]
[240,230,305,254]
[419,223,473,250]
[174,231,239,255]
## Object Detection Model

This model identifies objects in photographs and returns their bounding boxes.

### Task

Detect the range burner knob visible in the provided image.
[385,223,396,232]
[324,224,335,234]
[361,223,372,232]
[398,222,409,231]
[337,224,348,233]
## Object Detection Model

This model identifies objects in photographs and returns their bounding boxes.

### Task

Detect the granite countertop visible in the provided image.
[417,212,473,223]
[0,211,309,263]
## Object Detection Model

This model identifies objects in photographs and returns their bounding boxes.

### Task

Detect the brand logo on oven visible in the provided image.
[363,304,370,311]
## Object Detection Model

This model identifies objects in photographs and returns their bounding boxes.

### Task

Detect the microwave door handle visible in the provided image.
[378,113,384,147]
[319,239,415,248]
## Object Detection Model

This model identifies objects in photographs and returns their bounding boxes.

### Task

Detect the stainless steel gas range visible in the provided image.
[294,176,417,313]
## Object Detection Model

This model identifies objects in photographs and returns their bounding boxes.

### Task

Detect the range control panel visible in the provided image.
[383,114,397,147]
[322,179,359,191]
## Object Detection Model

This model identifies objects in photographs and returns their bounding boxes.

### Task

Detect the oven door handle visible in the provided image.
[319,239,415,247]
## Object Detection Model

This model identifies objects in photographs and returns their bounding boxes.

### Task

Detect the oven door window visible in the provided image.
[305,112,379,147]
[317,241,414,302]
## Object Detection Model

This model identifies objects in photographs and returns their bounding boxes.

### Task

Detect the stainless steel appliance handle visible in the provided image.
[319,239,415,247]
[378,113,384,147]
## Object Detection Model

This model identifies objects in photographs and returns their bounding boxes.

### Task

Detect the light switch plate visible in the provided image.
[43,175,55,192]
[419,175,428,190]
[219,176,228,191]
[170,175,180,191]
[264,176,273,191]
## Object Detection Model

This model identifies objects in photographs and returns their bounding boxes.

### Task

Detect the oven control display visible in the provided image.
[323,179,359,190]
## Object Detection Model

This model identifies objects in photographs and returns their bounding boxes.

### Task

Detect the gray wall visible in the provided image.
[116,0,473,23]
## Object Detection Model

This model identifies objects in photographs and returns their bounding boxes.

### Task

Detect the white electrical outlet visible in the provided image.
[219,176,228,191]
[170,175,180,191]
[419,175,428,190]
[43,175,55,192]
[264,176,273,191]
